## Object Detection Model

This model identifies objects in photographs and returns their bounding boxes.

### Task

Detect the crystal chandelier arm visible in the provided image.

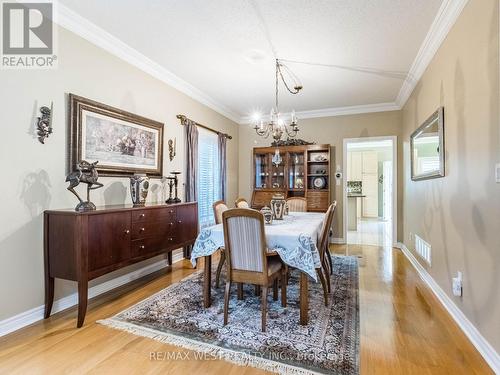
[284,123,298,138]
[254,121,271,138]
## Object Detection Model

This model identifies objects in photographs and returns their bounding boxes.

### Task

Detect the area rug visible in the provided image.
[98,255,359,375]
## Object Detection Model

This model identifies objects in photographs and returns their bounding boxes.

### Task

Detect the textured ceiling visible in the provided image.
[59,0,443,119]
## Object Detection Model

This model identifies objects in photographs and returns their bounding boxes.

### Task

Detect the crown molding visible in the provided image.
[396,0,469,108]
[239,102,400,124]
[56,1,468,126]
[56,4,241,123]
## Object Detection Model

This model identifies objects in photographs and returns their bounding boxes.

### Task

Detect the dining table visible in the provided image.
[190,211,325,325]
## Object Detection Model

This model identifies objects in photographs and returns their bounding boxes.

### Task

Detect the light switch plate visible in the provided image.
[496,163,500,183]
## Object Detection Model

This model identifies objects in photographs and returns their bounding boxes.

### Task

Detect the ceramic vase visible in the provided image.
[260,206,273,224]
[130,174,149,206]
[270,194,286,220]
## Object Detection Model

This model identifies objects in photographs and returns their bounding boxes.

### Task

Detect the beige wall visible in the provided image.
[0,26,239,321]
[238,111,403,239]
[401,0,500,353]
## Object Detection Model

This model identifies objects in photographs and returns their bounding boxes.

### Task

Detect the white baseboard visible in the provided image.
[330,237,346,244]
[394,242,500,374]
[0,250,185,337]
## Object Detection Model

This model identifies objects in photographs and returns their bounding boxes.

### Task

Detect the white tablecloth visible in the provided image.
[190,212,325,281]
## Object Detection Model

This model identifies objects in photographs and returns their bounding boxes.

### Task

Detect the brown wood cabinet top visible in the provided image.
[252,144,330,153]
[45,202,197,216]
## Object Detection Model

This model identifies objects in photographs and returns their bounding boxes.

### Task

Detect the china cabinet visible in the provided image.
[251,144,331,212]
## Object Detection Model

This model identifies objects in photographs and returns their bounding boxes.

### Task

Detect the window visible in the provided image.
[197,127,221,228]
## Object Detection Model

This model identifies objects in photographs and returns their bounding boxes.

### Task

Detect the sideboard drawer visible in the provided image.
[131,220,176,240]
[132,207,176,223]
[131,236,176,258]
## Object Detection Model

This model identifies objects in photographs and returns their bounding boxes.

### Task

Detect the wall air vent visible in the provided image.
[415,234,431,265]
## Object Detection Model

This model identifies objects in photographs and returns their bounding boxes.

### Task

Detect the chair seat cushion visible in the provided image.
[267,256,282,276]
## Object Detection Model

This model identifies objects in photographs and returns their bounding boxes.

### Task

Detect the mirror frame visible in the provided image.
[410,107,445,181]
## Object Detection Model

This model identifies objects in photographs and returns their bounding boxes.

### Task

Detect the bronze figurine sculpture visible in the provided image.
[66,160,104,211]
[36,102,53,144]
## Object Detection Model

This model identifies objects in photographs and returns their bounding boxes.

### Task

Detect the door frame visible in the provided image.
[342,136,398,245]
[382,160,393,221]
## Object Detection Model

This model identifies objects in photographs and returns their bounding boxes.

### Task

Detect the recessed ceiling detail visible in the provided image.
[58,0,468,123]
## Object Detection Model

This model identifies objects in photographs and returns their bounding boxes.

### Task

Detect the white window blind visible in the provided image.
[197,127,221,228]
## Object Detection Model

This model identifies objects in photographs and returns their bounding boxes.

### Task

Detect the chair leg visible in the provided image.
[272,279,278,301]
[223,281,231,325]
[281,270,287,308]
[316,268,329,306]
[261,286,268,332]
[215,250,225,288]
[237,283,244,300]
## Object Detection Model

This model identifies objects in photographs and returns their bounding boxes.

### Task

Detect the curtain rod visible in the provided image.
[176,114,232,140]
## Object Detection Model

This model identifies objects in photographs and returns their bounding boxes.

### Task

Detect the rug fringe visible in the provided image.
[97,318,324,375]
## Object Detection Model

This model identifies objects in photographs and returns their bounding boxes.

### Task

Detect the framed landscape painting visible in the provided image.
[69,94,164,177]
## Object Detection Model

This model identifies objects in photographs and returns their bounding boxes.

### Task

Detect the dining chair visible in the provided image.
[286,197,307,212]
[324,202,337,276]
[318,202,336,296]
[212,200,228,288]
[234,198,250,208]
[222,208,287,332]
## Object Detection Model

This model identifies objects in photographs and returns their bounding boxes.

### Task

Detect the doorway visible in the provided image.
[343,136,397,246]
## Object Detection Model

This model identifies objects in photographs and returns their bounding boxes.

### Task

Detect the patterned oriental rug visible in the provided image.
[98,255,359,375]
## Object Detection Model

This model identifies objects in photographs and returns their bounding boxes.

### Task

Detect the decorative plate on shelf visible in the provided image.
[313,154,328,162]
[312,176,326,189]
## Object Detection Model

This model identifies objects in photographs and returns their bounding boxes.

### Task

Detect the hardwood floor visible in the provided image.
[347,218,392,246]
[0,245,493,374]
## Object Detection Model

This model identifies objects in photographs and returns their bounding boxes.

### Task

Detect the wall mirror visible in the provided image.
[410,107,445,181]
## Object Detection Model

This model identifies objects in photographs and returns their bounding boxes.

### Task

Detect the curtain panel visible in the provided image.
[218,133,227,202]
[183,118,199,202]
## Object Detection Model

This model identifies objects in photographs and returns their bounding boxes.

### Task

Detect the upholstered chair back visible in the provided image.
[235,198,250,208]
[222,209,266,273]
[213,200,229,225]
[286,197,307,212]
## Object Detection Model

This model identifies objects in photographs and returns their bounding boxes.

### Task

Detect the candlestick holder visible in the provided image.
[171,171,181,203]
[165,177,176,204]
[165,172,181,204]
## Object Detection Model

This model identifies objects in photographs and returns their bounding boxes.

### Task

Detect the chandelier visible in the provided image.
[254,59,303,141]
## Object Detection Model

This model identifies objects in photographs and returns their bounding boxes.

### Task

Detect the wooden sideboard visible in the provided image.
[43,202,198,327]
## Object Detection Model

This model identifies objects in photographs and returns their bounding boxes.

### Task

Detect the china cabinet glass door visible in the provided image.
[270,156,285,189]
[288,152,305,190]
[255,153,269,189]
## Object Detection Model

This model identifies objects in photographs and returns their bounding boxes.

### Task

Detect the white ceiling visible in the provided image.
[59,0,444,122]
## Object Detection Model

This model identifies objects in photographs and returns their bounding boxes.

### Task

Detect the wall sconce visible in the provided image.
[37,102,53,144]
[168,137,176,161]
